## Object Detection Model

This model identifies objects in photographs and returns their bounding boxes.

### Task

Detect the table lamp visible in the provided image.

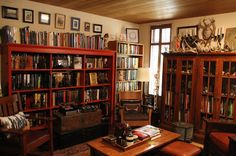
[137,68,150,100]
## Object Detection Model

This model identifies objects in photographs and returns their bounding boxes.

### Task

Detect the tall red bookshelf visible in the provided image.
[1,44,116,128]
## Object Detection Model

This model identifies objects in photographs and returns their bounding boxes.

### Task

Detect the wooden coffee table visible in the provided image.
[87,129,180,156]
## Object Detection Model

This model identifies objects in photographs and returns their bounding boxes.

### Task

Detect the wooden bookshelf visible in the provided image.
[1,43,116,128]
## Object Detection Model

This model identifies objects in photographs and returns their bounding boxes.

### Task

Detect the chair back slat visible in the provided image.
[0,94,21,117]
[119,91,142,101]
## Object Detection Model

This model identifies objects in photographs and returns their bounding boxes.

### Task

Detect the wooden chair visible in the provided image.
[204,119,236,156]
[117,91,153,127]
[0,94,53,156]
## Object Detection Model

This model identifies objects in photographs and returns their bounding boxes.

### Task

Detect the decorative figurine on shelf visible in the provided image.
[103,33,109,49]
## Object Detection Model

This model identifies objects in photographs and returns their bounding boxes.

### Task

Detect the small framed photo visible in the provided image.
[2,6,18,20]
[93,24,102,33]
[55,13,66,29]
[177,25,198,37]
[71,17,80,31]
[84,22,90,32]
[126,28,139,43]
[39,12,50,25]
[23,9,34,23]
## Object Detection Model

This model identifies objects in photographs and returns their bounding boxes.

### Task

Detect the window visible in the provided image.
[149,24,171,95]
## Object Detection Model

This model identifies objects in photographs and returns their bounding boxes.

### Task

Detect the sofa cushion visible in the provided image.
[210,132,236,153]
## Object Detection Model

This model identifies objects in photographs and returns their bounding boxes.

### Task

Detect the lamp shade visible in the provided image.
[137,68,150,82]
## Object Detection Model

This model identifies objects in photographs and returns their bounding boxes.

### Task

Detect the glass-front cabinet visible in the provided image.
[162,53,236,135]
[162,54,196,127]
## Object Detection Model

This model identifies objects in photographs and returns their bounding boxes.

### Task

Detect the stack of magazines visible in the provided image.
[132,125,161,140]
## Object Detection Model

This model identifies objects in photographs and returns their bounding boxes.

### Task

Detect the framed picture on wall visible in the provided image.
[55,13,66,29]
[93,24,102,33]
[2,6,18,20]
[39,12,50,25]
[84,22,90,32]
[23,9,34,23]
[126,28,139,43]
[177,25,198,37]
[71,17,80,31]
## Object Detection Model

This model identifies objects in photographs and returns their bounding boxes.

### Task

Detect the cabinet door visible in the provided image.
[162,57,177,123]
[178,59,195,123]
[196,59,218,130]
[219,60,236,121]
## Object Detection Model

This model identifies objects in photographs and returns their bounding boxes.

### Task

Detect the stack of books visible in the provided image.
[132,125,161,140]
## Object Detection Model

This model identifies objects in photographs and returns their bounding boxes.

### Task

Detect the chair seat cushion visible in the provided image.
[124,111,148,121]
[210,132,236,153]
[160,141,201,156]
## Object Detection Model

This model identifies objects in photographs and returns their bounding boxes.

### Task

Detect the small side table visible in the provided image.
[172,122,193,142]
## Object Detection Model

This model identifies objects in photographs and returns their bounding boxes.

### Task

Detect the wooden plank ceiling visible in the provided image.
[30,0,236,24]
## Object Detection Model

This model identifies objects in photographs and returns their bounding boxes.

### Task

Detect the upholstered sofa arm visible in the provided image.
[229,136,236,156]
[205,119,236,134]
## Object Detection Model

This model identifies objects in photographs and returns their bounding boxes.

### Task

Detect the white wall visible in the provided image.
[140,12,236,67]
[0,0,139,93]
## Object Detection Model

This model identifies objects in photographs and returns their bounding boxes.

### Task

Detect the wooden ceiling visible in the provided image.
[31,0,236,24]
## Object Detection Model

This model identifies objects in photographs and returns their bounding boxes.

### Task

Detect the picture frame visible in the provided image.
[177,25,198,37]
[126,28,139,43]
[93,24,102,33]
[39,12,50,25]
[2,6,18,20]
[71,17,80,31]
[55,13,66,29]
[84,22,90,32]
[23,9,34,23]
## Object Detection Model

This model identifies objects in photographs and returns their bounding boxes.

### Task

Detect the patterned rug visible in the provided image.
[54,143,90,156]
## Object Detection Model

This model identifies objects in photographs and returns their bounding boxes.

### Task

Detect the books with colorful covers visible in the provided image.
[132,125,161,140]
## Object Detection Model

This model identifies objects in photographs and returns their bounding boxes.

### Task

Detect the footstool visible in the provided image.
[160,141,201,156]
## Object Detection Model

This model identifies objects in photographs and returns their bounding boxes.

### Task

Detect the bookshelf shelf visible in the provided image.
[1,43,116,128]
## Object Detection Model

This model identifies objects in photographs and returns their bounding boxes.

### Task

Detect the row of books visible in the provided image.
[116,81,139,91]
[19,26,105,49]
[220,99,234,117]
[12,73,49,91]
[200,96,214,113]
[21,93,48,110]
[117,57,139,69]
[12,53,49,69]
[52,90,82,106]
[165,91,174,106]
[117,43,142,55]
[84,87,109,102]
[52,72,81,88]
[178,110,190,123]
[86,72,109,85]
[25,112,47,127]
[117,70,137,81]
[86,57,109,69]
[179,93,191,110]
[164,107,174,121]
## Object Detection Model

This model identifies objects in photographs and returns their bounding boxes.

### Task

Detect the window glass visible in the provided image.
[161,28,171,43]
[149,25,171,95]
[151,29,160,43]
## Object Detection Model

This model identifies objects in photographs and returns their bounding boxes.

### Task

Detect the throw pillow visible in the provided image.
[0,112,29,129]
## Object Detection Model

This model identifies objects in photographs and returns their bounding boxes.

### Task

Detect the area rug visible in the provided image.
[54,143,90,156]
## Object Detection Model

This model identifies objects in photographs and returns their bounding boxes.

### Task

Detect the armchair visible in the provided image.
[0,94,53,156]
[204,119,236,156]
[117,91,153,127]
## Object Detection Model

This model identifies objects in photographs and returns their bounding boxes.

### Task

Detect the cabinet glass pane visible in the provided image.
[220,61,236,120]
[179,60,192,122]
[164,59,176,122]
[200,61,216,128]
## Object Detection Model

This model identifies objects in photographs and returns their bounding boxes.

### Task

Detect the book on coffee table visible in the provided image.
[132,125,161,140]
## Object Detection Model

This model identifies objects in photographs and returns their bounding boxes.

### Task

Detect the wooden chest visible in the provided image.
[54,109,102,134]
